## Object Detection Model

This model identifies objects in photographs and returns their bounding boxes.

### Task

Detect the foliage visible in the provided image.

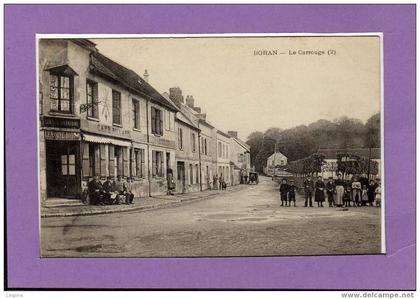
[287,153,326,175]
[246,113,380,173]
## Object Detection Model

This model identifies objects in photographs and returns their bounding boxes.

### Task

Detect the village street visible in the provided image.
[41,176,382,257]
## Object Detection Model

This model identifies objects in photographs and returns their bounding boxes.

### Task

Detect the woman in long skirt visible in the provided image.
[335,173,345,207]
[314,176,325,207]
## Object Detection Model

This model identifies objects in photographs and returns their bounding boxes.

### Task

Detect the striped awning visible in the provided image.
[82,133,131,147]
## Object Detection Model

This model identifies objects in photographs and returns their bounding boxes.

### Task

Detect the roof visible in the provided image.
[216,130,231,139]
[268,152,287,160]
[233,138,250,152]
[318,148,381,160]
[90,51,178,112]
[176,111,199,131]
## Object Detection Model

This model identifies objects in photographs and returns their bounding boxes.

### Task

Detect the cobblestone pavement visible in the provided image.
[41,176,382,257]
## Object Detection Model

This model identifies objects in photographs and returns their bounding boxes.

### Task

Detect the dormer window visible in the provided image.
[46,64,77,114]
[50,73,73,113]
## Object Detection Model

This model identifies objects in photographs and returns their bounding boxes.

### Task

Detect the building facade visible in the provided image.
[216,130,231,186]
[228,131,251,185]
[265,152,288,176]
[39,39,178,203]
[317,148,381,179]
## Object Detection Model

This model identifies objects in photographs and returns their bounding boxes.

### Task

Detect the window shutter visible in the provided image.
[100,144,107,178]
[151,108,156,133]
[94,145,101,176]
[108,145,115,178]
[152,151,156,176]
[123,147,129,177]
[141,150,145,178]
[159,111,163,135]
[82,142,90,178]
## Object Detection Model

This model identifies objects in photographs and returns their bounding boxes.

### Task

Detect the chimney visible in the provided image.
[197,113,207,121]
[228,131,238,138]
[169,87,184,108]
[186,95,195,108]
[143,69,149,83]
[193,107,202,113]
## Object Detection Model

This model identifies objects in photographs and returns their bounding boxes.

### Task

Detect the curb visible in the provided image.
[41,192,220,218]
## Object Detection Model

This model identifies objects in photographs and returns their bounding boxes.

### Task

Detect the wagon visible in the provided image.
[248,172,259,184]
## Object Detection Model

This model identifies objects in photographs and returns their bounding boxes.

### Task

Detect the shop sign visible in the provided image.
[80,119,131,140]
[45,130,81,141]
[41,116,80,129]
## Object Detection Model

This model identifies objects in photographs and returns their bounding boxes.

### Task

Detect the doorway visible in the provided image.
[176,161,185,194]
[46,140,80,198]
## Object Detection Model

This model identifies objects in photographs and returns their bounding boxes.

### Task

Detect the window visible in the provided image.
[130,148,145,178]
[152,151,163,177]
[191,133,196,152]
[151,107,163,135]
[169,112,175,131]
[112,90,121,125]
[61,154,76,176]
[178,128,183,150]
[165,111,170,130]
[50,74,73,113]
[189,164,193,185]
[196,165,199,184]
[218,142,222,158]
[204,139,208,155]
[132,99,140,129]
[86,80,98,118]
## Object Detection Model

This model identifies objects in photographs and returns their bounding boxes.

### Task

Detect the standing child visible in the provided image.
[361,185,369,206]
[325,177,335,207]
[343,186,352,207]
[288,179,297,207]
[352,177,362,207]
[375,182,381,207]
[279,179,289,207]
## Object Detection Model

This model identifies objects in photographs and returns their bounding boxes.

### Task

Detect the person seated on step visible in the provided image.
[114,175,127,204]
[102,176,116,205]
[87,175,104,205]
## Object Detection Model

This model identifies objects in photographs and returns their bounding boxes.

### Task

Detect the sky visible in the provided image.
[92,36,381,141]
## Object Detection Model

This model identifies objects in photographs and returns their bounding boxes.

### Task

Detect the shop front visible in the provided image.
[44,130,81,198]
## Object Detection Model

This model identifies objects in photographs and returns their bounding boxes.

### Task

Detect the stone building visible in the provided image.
[38,38,178,203]
[228,131,251,185]
[265,151,288,176]
[216,130,232,186]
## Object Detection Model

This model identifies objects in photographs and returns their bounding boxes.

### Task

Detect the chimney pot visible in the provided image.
[144,69,149,83]
[228,131,238,138]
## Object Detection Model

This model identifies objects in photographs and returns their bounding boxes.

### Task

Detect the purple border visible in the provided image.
[5,4,416,289]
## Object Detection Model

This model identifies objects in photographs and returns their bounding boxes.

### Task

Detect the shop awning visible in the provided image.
[82,133,132,147]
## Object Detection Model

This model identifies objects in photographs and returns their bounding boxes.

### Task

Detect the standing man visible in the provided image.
[359,173,369,190]
[303,175,314,207]
[124,177,135,204]
[219,174,224,190]
[335,173,345,207]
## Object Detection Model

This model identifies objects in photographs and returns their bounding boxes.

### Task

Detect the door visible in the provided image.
[46,141,79,198]
[176,161,185,194]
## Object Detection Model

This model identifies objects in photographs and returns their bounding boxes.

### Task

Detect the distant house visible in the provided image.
[317,148,381,179]
[265,152,288,175]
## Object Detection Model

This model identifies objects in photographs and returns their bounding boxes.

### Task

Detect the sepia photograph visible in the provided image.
[38,35,383,258]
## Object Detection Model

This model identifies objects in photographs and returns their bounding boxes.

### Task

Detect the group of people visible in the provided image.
[86,175,134,205]
[279,173,382,208]
[213,174,227,190]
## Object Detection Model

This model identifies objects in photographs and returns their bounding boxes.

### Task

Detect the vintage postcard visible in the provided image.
[38,34,383,257]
